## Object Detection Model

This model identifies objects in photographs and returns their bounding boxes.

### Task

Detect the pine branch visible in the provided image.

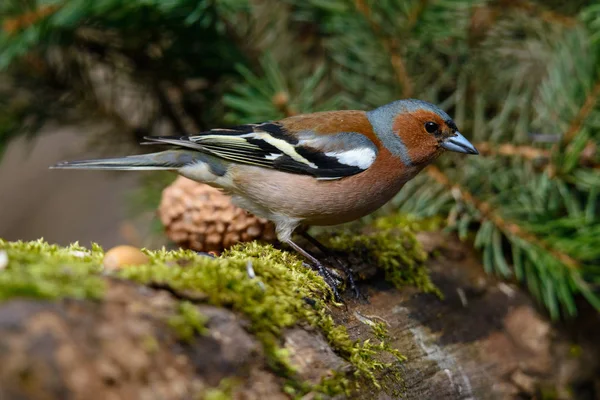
[498,0,578,27]
[475,141,599,169]
[271,92,298,117]
[558,79,600,148]
[425,165,580,270]
[546,77,600,178]
[475,142,550,160]
[2,4,61,35]
[353,0,414,97]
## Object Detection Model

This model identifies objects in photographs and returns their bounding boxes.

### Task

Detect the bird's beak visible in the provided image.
[441,132,479,155]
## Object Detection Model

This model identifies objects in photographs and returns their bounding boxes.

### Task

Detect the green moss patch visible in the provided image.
[371,213,442,232]
[0,239,105,301]
[122,242,405,396]
[323,215,442,297]
[0,237,412,397]
[168,301,209,342]
[203,378,237,400]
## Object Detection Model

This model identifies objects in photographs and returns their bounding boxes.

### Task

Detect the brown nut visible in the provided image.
[103,245,149,271]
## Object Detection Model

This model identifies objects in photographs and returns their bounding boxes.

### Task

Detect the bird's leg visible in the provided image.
[299,231,361,299]
[285,239,342,302]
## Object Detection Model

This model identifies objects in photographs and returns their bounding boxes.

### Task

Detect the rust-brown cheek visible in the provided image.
[392,113,441,165]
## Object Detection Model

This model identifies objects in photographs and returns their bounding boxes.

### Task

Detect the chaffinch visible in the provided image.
[53,99,478,298]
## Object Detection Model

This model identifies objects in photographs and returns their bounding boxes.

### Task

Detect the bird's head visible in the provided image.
[368,99,478,167]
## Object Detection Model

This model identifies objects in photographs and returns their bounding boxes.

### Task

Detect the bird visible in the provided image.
[52,99,478,299]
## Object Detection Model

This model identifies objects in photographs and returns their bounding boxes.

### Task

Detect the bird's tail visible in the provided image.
[50,150,200,171]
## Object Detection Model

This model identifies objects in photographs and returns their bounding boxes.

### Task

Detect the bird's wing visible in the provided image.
[143,117,378,180]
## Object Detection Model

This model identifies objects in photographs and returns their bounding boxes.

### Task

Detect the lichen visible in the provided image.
[323,214,441,297]
[0,239,105,301]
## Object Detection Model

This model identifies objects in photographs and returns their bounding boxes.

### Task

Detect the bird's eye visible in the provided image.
[424,121,439,134]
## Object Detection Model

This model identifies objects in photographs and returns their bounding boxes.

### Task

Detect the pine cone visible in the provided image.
[158,177,277,253]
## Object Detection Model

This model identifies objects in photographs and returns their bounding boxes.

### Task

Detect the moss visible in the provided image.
[371,213,442,232]
[203,388,231,400]
[0,238,406,397]
[121,242,404,396]
[203,378,237,400]
[324,215,441,297]
[168,301,208,342]
[371,321,391,341]
[309,372,351,398]
[0,239,105,301]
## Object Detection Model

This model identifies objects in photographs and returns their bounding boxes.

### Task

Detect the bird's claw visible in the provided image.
[302,261,343,302]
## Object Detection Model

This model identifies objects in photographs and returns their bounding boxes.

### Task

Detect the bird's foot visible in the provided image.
[332,256,361,299]
[302,261,343,302]
[286,237,364,303]
[299,232,363,300]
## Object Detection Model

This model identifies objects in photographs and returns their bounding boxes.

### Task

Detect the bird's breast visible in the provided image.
[229,150,421,226]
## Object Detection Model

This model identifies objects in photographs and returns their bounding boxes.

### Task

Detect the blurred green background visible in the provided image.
[0,0,599,318]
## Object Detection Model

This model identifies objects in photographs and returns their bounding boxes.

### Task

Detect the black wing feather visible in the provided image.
[143,121,376,179]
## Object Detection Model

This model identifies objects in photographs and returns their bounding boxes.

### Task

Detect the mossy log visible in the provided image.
[0,229,598,399]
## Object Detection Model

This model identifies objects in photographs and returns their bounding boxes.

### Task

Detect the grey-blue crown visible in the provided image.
[371,99,453,123]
